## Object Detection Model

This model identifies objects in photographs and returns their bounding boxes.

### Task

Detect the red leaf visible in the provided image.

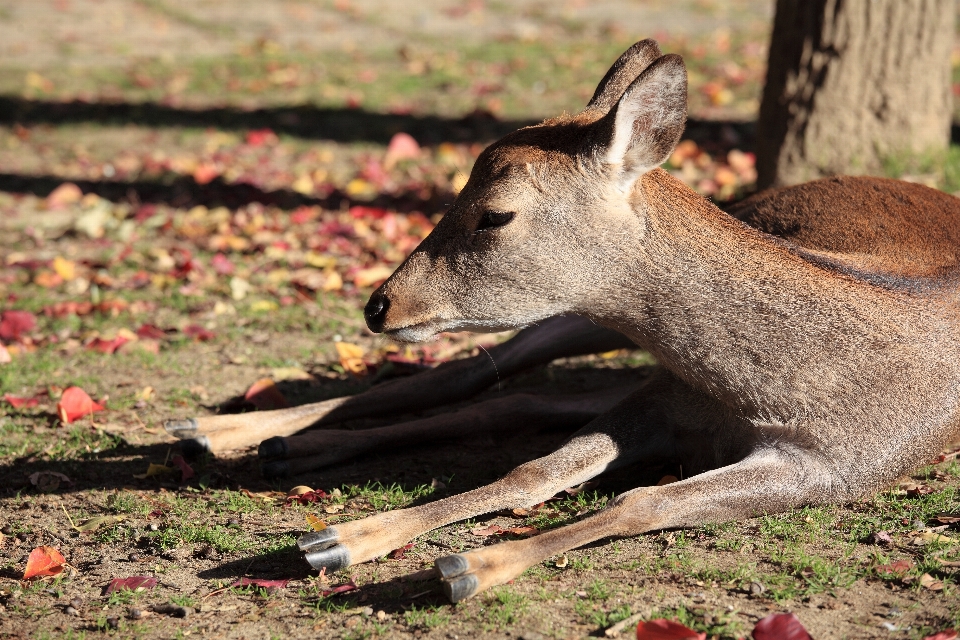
[57,386,106,423]
[752,613,812,640]
[183,324,215,341]
[470,524,503,537]
[3,394,40,409]
[876,559,913,576]
[193,163,220,185]
[136,324,168,340]
[45,182,83,209]
[171,454,195,481]
[923,631,959,640]
[245,378,289,410]
[285,489,328,505]
[390,543,415,560]
[105,576,158,594]
[0,310,37,341]
[384,132,421,167]
[246,128,277,146]
[86,336,130,354]
[321,581,358,597]
[636,619,706,640]
[231,577,290,590]
[211,253,235,275]
[23,546,66,579]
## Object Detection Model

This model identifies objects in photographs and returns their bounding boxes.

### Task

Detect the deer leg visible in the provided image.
[434,443,842,601]
[258,386,635,477]
[296,369,693,573]
[165,315,634,453]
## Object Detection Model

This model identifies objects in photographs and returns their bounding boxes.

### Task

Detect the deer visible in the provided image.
[165,39,960,603]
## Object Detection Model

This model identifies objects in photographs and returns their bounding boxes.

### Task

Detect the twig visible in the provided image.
[604,612,644,637]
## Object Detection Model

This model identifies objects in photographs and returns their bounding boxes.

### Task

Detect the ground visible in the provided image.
[1,1,960,639]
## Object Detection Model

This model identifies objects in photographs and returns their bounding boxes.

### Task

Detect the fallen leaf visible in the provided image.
[104,576,158,595]
[133,463,176,479]
[57,386,106,423]
[306,514,327,531]
[321,581,358,597]
[933,513,960,524]
[353,265,393,288]
[86,335,130,354]
[0,310,37,341]
[29,471,72,492]
[136,324,168,340]
[751,613,812,640]
[75,514,125,533]
[384,132,421,168]
[323,504,345,514]
[244,378,289,410]
[231,577,289,591]
[4,394,40,409]
[635,619,705,640]
[183,324,215,341]
[286,489,328,505]
[390,543,414,560]
[23,546,66,579]
[867,530,893,546]
[923,631,959,640]
[554,554,568,568]
[913,531,956,546]
[0,344,10,364]
[271,367,314,381]
[920,573,945,591]
[288,485,315,496]
[656,475,679,486]
[171,455,195,481]
[335,341,368,375]
[470,524,503,537]
[246,128,277,146]
[503,526,539,537]
[52,256,77,281]
[46,182,83,209]
[876,559,914,576]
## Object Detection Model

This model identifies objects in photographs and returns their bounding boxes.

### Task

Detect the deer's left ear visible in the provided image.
[595,54,687,182]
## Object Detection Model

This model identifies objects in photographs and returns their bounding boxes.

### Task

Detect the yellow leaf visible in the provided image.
[52,257,77,281]
[305,253,336,269]
[292,174,314,195]
[306,514,327,531]
[451,173,468,194]
[133,463,175,479]
[353,265,393,288]
[335,342,364,359]
[322,270,343,292]
[250,300,279,312]
[75,514,125,533]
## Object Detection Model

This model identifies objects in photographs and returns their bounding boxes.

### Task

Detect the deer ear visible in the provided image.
[597,54,687,179]
[587,39,662,113]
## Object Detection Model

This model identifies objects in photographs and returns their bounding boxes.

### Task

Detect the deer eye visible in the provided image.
[475,210,515,232]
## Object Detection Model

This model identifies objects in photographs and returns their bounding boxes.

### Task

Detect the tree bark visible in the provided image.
[756,0,954,189]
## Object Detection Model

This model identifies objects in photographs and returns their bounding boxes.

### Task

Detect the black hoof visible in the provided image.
[304,544,351,572]
[441,573,479,603]
[179,436,211,457]
[164,418,198,438]
[297,527,339,551]
[434,554,469,579]
[258,436,288,458]
[260,460,290,478]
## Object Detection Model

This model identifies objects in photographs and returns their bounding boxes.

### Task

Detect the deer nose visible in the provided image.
[364,292,390,333]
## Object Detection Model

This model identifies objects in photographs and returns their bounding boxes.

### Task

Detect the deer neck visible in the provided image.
[589,169,902,420]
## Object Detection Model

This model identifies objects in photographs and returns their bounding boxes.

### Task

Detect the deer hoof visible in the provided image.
[304,543,351,572]
[441,573,480,603]
[258,436,288,458]
[179,436,211,456]
[297,527,339,551]
[260,460,290,478]
[164,418,198,438]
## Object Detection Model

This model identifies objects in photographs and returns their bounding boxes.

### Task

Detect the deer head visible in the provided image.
[364,40,688,342]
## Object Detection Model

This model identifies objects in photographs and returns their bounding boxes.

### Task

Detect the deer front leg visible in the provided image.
[165,315,633,453]
[434,443,842,601]
[258,386,634,477]
[297,370,686,572]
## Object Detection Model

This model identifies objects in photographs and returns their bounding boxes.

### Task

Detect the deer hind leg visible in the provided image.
[296,369,698,573]
[435,443,843,601]
[165,315,634,454]
[258,385,635,477]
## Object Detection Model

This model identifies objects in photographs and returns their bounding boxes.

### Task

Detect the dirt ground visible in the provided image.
[1,1,959,639]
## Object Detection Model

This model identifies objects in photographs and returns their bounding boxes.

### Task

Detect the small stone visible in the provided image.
[227,517,240,526]
[69,597,83,610]
[868,531,893,546]
[148,523,159,531]
[1,525,13,535]
[749,581,766,596]
[362,606,373,616]
[128,553,141,562]
[65,606,79,616]
[376,610,386,621]
[16,532,28,541]
[129,608,142,620]
[106,616,119,629]
[344,617,359,629]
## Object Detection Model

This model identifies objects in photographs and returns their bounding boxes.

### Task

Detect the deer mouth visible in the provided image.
[385,318,522,343]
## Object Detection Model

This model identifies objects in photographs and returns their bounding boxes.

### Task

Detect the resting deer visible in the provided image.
[166,40,960,602]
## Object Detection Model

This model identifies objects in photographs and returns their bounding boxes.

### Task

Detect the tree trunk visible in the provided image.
[756,0,953,189]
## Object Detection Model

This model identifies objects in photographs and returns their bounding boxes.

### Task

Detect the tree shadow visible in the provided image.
[0,171,456,215]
